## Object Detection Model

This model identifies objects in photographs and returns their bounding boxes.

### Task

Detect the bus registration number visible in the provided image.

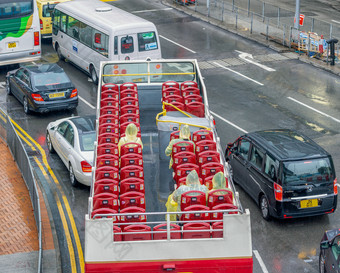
[49,92,64,99]
[300,199,318,208]
[8,42,16,49]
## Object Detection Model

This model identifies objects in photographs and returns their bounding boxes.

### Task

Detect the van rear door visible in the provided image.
[118,34,137,60]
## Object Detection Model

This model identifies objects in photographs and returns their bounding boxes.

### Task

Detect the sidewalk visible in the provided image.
[0,137,58,272]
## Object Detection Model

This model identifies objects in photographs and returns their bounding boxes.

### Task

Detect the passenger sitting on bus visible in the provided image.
[165,124,195,169]
[209,172,233,196]
[117,123,143,155]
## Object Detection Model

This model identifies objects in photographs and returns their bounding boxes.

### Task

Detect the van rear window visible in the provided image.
[121,36,134,54]
[282,158,333,185]
[138,32,158,52]
[42,4,56,17]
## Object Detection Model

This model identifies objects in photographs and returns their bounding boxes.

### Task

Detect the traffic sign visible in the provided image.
[299,14,305,26]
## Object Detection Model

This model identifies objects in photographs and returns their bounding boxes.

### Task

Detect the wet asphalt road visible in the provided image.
[0,0,340,272]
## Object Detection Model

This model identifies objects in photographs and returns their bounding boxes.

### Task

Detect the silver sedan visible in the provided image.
[46,115,96,186]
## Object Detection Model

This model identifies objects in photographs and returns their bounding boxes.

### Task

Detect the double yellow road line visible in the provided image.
[10,117,84,273]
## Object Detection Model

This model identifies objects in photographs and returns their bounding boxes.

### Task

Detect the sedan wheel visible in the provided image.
[319,252,326,273]
[260,195,271,221]
[23,97,30,114]
[6,79,12,95]
[46,132,55,153]
[69,164,79,187]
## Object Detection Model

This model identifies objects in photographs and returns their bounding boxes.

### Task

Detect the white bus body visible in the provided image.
[0,0,41,66]
[52,0,162,84]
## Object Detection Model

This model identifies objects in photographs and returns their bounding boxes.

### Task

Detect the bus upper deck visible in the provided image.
[85,59,253,272]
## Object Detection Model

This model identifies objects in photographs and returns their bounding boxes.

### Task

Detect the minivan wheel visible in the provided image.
[56,44,65,61]
[6,79,12,95]
[90,65,98,85]
[69,164,79,187]
[319,251,326,273]
[260,195,271,221]
[23,97,30,114]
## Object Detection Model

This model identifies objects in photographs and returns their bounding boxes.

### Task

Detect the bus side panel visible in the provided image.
[85,258,253,273]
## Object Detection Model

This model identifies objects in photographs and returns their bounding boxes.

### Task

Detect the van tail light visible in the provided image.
[334,178,338,195]
[81,161,92,173]
[274,182,283,201]
[34,31,40,46]
[70,89,78,98]
[31,93,44,101]
[40,19,43,30]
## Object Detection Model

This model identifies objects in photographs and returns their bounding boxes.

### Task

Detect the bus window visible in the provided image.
[138,32,158,52]
[52,9,60,35]
[67,15,80,40]
[114,36,118,55]
[79,22,92,48]
[60,12,67,33]
[92,30,109,57]
[121,36,134,54]
[0,1,33,19]
[42,3,56,17]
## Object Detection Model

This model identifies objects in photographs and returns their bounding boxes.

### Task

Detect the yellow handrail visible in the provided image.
[102,72,196,77]
[162,101,193,118]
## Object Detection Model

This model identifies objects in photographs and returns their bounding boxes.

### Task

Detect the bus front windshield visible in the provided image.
[0,0,33,20]
[282,158,333,185]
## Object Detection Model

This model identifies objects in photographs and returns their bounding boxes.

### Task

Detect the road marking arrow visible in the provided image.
[235,50,276,72]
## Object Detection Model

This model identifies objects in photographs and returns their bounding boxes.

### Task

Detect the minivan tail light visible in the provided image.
[31,93,44,101]
[34,31,40,46]
[40,19,43,30]
[334,178,338,195]
[81,161,92,173]
[274,182,283,201]
[70,89,77,98]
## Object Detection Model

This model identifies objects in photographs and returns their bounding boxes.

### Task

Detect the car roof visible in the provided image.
[22,63,64,74]
[69,115,96,134]
[244,129,330,161]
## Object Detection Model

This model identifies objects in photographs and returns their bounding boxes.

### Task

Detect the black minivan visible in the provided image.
[225,129,337,220]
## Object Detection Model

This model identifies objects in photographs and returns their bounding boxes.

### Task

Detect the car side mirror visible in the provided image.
[321,241,330,249]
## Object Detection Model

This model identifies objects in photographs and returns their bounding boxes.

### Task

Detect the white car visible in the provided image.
[46,115,96,186]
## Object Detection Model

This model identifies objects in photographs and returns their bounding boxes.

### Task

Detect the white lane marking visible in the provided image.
[79,95,95,110]
[0,81,5,88]
[332,20,340,24]
[210,111,248,133]
[253,250,269,273]
[159,35,196,54]
[132,8,173,13]
[287,97,340,123]
[235,50,276,72]
[213,62,264,86]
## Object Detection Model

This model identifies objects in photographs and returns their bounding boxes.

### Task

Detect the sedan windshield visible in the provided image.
[282,157,333,185]
[79,132,96,151]
[32,72,71,90]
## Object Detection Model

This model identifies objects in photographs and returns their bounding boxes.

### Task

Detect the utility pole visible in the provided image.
[294,0,300,30]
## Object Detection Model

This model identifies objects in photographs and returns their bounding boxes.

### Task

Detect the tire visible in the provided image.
[56,44,65,61]
[23,96,30,114]
[260,195,271,221]
[46,132,55,153]
[90,65,98,85]
[69,163,79,187]
[319,251,326,273]
[6,79,12,95]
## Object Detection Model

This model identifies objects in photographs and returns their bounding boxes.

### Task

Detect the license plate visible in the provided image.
[300,199,318,208]
[8,42,16,48]
[49,92,64,98]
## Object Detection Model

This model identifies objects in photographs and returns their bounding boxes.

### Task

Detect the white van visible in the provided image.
[52,0,162,84]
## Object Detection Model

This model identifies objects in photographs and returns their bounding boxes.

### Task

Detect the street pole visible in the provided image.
[294,0,300,30]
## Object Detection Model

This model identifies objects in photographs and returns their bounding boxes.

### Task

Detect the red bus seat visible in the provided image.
[120,121,140,136]
[197,150,220,168]
[99,123,119,135]
[94,179,119,196]
[91,208,118,222]
[170,130,180,141]
[208,189,234,209]
[120,165,144,181]
[177,177,202,188]
[153,223,181,240]
[195,140,217,154]
[201,162,224,181]
[164,101,185,112]
[95,166,119,181]
[96,154,119,168]
[99,114,119,126]
[164,95,184,104]
[123,224,151,241]
[100,106,119,116]
[120,143,143,156]
[184,94,203,104]
[98,132,119,145]
[120,113,140,124]
[180,80,198,91]
[120,89,138,99]
[212,222,223,238]
[97,143,119,156]
[102,83,119,92]
[211,204,238,220]
[162,81,180,91]
[181,204,210,222]
[121,97,139,107]
[185,102,205,118]
[182,222,211,239]
[93,193,119,211]
[120,153,143,168]
[180,190,207,211]
[203,175,214,190]
[172,141,194,155]
[113,225,123,242]
[120,191,145,210]
[119,207,146,228]
[192,129,213,143]
[120,105,139,116]
[120,178,145,194]
[172,151,196,171]
[120,82,137,91]
[101,97,119,108]
[182,87,200,97]
[174,163,199,184]
[101,90,119,100]
[162,88,181,99]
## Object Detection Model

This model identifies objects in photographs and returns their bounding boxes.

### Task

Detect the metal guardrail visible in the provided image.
[0,108,42,273]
